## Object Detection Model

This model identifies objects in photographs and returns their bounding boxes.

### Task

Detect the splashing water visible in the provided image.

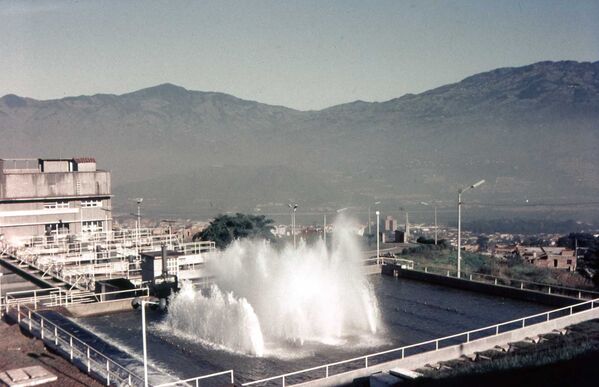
[165,217,381,356]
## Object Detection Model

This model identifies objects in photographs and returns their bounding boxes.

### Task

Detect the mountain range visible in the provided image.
[1,60,598,220]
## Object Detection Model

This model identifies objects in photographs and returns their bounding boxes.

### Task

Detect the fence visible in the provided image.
[7,302,146,386]
[413,264,599,300]
[155,370,235,387]
[2,286,234,387]
[3,287,149,311]
[241,297,598,387]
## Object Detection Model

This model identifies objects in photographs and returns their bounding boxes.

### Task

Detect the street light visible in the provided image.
[457,179,485,278]
[139,299,159,387]
[135,198,143,229]
[368,201,381,236]
[288,203,298,248]
[420,201,438,245]
[376,210,380,265]
[0,272,4,312]
[323,213,327,246]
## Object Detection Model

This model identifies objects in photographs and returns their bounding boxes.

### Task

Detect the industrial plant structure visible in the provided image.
[0,157,112,241]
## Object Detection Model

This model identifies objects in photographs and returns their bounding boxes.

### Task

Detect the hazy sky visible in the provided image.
[1,0,598,110]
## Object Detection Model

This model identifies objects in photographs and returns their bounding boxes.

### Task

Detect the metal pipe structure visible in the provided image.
[457,179,485,278]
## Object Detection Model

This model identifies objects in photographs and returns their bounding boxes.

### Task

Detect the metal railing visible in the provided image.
[3,287,149,311]
[155,370,235,387]
[241,297,598,387]
[411,264,599,300]
[8,302,146,386]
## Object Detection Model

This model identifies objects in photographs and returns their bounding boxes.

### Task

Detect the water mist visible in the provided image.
[165,217,381,357]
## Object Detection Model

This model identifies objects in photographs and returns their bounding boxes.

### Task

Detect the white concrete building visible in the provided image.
[0,157,112,241]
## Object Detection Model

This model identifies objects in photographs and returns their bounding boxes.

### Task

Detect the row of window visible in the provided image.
[45,221,104,235]
[43,200,102,209]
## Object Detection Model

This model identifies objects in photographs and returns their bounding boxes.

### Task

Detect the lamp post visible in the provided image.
[323,213,327,246]
[457,179,485,278]
[0,272,4,312]
[140,299,159,387]
[288,203,298,248]
[376,210,380,265]
[368,201,381,236]
[420,202,438,245]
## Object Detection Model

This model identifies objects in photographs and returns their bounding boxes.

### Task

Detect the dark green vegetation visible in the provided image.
[558,233,599,286]
[400,319,599,387]
[192,213,274,249]
[1,61,598,219]
[400,248,593,289]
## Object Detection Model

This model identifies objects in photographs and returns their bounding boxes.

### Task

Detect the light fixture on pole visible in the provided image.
[376,210,380,265]
[457,179,485,278]
[420,201,438,245]
[0,272,4,313]
[288,203,298,248]
[323,213,327,246]
[140,299,158,387]
[135,198,143,228]
[368,201,381,236]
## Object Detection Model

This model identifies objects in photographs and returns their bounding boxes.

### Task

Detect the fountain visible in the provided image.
[164,218,381,357]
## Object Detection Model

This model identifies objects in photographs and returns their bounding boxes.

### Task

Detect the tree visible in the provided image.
[476,235,490,251]
[193,213,275,249]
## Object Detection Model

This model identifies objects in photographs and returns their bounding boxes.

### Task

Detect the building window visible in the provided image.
[554,259,558,268]
[567,259,572,265]
[81,199,102,208]
[44,201,69,209]
[82,220,103,233]
[46,223,69,235]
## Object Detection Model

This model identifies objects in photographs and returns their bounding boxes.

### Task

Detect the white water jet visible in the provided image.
[166,282,265,356]
[165,217,381,356]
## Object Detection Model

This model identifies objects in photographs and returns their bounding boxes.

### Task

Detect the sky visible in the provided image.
[1,0,598,110]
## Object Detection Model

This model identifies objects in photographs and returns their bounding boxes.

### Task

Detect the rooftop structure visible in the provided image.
[0,157,112,241]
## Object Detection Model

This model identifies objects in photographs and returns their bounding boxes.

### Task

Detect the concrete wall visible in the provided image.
[42,160,72,173]
[382,265,577,307]
[0,198,112,239]
[0,166,112,238]
[295,305,599,387]
[0,171,111,199]
[64,297,143,317]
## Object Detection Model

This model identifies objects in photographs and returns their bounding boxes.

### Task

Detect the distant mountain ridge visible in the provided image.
[1,60,598,218]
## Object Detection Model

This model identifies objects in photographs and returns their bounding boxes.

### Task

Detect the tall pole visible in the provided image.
[289,203,297,248]
[0,273,3,312]
[137,202,141,231]
[457,179,485,279]
[434,205,438,245]
[376,210,380,265]
[457,190,462,278]
[368,207,371,235]
[142,300,149,387]
[323,214,327,246]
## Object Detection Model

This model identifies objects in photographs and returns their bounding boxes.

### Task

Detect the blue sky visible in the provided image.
[1,0,598,110]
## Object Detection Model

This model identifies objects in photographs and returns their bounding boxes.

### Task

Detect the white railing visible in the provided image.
[8,302,146,386]
[155,370,234,387]
[4,287,149,311]
[411,264,599,300]
[3,228,187,291]
[241,298,598,387]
